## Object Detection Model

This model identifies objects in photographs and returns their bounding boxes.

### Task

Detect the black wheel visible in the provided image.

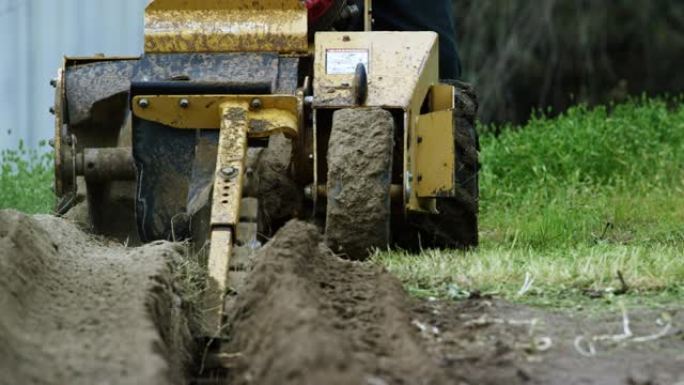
[398,81,480,249]
[325,108,395,260]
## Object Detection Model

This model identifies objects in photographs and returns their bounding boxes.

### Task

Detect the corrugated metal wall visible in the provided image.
[0,0,148,150]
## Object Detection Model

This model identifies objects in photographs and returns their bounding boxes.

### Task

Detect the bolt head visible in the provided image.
[138,98,150,109]
[179,98,190,109]
[220,166,238,179]
[250,98,263,110]
[303,185,313,199]
[49,79,57,88]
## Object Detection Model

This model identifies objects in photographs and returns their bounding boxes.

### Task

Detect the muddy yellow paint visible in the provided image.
[144,0,308,53]
[132,95,299,139]
[415,109,456,198]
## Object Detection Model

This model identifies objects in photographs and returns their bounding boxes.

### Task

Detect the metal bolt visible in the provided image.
[138,98,150,109]
[179,98,190,109]
[49,107,55,115]
[304,96,314,106]
[304,185,313,200]
[49,79,57,88]
[250,98,263,110]
[220,166,238,179]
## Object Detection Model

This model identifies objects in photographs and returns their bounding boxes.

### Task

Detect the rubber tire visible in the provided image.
[325,108,394,260]
[399,81,480,250]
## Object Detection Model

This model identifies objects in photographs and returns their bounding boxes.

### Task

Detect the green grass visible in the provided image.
[0,141,54,214]
[375,98,684,307]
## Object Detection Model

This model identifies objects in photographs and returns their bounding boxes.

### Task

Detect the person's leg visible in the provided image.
[372,0,462,79]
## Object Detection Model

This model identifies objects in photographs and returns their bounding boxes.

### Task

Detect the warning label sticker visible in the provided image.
[326,49,369,75]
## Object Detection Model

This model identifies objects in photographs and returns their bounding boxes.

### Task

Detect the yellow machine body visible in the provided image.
[55,0,462,336]
[144,0,308,54]
[313,31,458,212]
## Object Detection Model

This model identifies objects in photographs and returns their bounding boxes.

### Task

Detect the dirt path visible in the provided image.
[220,220,684,385]
[416,299,684,385]
[0,210,195,385]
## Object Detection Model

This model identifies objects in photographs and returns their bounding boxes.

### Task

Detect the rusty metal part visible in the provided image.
[59,146,136,184]
[65,59,137,125]
[76,148,136,182]
[205,103,249,334]
[131,53,300,96]
[132,95,300,139]
[144,0,308,54]
[53,65,67,198]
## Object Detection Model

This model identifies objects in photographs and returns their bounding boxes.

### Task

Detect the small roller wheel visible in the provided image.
[325,108,394,259]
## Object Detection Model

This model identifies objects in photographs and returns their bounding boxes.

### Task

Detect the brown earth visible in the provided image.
[0,210,196,385]
[219,220,684,385]
[2,211,682,385]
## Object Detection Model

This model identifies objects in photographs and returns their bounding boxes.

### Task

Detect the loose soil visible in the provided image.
[0,210,196,385]
[2,212,682,385]
[221,220,684,385]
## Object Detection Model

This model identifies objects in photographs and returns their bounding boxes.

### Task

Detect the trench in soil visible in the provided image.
[1,211,683,385]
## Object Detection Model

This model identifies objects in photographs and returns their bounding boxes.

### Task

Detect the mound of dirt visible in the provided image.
[222,220,451,385]
[216,220,684,385]
[0,210,196,385]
